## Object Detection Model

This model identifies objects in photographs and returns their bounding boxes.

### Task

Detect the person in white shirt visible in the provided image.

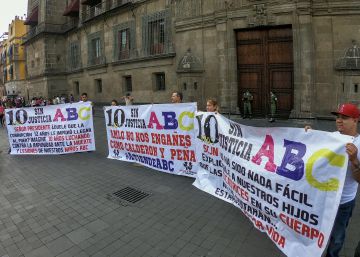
[171,91,182,104]
[306,103,360,257]
[122,93,134,106]
[79,92,94,114]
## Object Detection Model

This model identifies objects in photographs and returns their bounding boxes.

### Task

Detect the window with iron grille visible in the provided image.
[124,76,132,92]
[88,31,104,66]
[142,10,171,57]
[149,19,165,55]
[155,73,165,91]
[69,41,81,70]
[118,29,130,59]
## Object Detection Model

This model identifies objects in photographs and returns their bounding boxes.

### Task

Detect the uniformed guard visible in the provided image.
[269,91,277,122]
[242,90,253,118]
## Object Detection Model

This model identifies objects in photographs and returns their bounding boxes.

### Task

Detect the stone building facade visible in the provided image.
[23,0,360,118]
[0,41,5,98]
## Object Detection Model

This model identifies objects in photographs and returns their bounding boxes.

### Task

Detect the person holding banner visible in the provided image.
[0,102,4,127]
[79,92,95,115]
[206,98,219,113]
[111,100,118,106]
[122,93,134,106]
[355,242,360,257]
[306,103,360,257]
[171,91,183,104]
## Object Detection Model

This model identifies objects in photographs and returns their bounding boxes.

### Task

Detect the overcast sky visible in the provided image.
[0,0,27,38]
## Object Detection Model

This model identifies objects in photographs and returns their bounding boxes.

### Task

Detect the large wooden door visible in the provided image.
[237,26,293,118]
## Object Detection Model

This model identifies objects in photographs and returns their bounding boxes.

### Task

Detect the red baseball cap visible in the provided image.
[331,103,360,118]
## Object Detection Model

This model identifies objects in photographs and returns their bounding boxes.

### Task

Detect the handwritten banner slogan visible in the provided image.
[104,103,197,177]
[5,102,95,154]
[193,112,351,257]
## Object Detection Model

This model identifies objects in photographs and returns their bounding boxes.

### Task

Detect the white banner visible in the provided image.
[193,113,351,257]
[104,103,197,177]
[5,102,95,154]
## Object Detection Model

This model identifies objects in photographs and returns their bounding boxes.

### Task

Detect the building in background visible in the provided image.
[0,17,27,99]
[0,32,9,99]
[0,40,5,98]
[22,0,360,118]
[23,0,68,101]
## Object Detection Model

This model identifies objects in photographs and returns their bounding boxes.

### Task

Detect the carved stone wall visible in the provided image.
[23,0,360,116]
[174,0,202,19]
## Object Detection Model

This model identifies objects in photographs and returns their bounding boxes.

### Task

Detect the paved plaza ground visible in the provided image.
[0,115,359,257]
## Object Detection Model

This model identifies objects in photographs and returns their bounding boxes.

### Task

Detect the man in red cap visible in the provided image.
[307,103,360,257]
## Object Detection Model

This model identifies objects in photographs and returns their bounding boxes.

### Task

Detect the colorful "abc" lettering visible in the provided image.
[251,135,345,191]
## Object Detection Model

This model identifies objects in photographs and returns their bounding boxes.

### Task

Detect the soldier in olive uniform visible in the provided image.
[269,91,277,122]
[242,90,253,119]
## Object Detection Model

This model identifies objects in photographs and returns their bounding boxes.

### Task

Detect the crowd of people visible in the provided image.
[107,91,219,114]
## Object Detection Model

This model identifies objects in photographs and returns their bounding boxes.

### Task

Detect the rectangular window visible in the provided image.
[118,28,130,59]
[149,19,165,55]
[142,10,171,57]
[69,42,80,70]
[14,45,19,55]
[155,73,165,91]
[113,21,135,61]
[74,81,80,95]
[96,79,102,93]
[124,76,132,92]
[93,38,101,58]
[91,37,101,65]
[9,65,14,80]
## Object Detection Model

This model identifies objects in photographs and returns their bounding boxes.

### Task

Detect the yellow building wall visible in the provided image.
[6,17,26,81]
[2,39,10,82]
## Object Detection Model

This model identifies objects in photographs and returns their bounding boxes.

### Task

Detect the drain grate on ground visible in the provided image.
[106,186,150,206]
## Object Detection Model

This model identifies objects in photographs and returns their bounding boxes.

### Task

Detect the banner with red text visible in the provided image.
[193,112,351,257]
[105,103,197,177]
[5,102,95,154]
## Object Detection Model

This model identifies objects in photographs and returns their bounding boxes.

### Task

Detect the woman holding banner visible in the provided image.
[206,98,219,113]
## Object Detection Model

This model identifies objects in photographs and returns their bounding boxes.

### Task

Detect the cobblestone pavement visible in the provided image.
[0,116,359,257]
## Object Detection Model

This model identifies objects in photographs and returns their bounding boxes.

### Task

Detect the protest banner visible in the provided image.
[104,103,197,177]
[193,112,351,257]
[192,112,233,203]
[5,102,95,154]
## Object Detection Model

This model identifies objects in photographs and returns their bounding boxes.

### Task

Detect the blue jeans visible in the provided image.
[326,199,356,257]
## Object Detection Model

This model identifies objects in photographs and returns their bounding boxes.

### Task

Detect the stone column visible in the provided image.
[291,13,315,118]
[216,21,230,113]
